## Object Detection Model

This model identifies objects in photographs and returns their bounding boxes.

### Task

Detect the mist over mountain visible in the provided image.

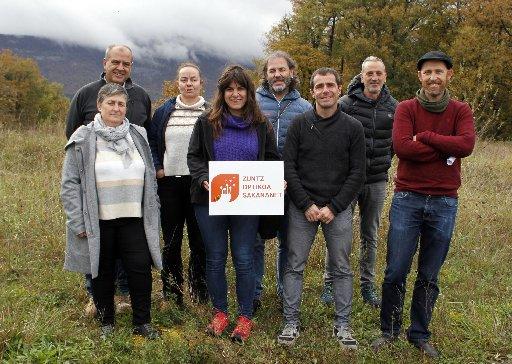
[0,34,250,101]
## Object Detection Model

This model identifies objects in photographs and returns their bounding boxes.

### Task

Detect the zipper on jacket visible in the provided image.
[370,108,377,158]
[275,98,281,148]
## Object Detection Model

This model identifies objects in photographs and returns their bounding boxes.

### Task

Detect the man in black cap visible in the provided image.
[371,51,475,358]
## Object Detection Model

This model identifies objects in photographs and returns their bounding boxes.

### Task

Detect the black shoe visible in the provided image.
[133,323,161,340]
[411,340,440,358]
[370,335,397,352]
[361,284,381,308]
[100,324,115,340]
[252,298,262,315]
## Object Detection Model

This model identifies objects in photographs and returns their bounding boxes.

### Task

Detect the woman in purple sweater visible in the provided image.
[187,65,279,343]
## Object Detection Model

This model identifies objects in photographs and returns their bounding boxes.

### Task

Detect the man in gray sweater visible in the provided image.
[278,68,365,349]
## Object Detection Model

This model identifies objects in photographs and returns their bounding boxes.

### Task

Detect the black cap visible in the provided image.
[417,51,453,70]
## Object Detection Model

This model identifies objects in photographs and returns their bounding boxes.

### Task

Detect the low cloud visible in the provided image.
[0,0,291,61]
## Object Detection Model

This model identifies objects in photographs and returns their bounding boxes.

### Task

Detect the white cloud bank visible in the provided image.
[0,0,292,61]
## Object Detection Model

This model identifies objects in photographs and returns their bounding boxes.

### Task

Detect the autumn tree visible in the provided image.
[0,50,68,127]
[263,0,512,139]
[449,0,512,138]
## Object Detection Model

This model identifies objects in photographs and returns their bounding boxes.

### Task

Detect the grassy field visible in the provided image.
[1,124,511,363]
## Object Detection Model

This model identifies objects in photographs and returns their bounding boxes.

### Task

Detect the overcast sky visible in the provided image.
[0,0,292,61]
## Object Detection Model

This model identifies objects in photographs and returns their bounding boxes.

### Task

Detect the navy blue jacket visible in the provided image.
[256,86,312,156]
[147,97,209,171]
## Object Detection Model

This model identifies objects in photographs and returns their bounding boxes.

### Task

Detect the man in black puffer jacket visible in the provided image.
[321,56,397,308]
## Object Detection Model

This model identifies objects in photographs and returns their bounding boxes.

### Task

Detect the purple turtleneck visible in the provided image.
[213,113,258,161]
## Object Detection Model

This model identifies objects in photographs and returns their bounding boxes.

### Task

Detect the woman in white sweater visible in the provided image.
[147,63,208,306]
[61,83,162,340]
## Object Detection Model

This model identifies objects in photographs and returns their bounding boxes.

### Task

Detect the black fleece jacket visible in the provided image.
[65,73,151,139]
[283,107,366,214]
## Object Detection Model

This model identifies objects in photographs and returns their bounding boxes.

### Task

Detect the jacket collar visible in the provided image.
[346,74,390,104]
[256,86,302,102]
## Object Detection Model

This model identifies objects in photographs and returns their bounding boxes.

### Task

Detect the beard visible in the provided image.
[269,76,292,93]
[425,82,444,97]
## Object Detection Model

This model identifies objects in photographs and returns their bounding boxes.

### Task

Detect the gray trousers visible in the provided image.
[283,202,354,327]
[324,180,387,286]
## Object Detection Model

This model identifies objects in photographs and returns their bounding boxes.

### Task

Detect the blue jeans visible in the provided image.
[253,205,289,300]
[381,191,457,342]
[85,259,129,296]
[194,204,258,318]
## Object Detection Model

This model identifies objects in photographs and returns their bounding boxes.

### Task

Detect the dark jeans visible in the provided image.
[194,204,258,318]
[85,260,129,296]
[381,191,457,342]
[92,218,153,326]
[158,176,206,298]
[253,195,289,299]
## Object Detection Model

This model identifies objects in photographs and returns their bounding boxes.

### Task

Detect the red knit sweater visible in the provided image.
[392,98,475,197]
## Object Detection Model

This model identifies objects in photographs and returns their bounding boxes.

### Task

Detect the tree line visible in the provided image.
[2,0,510,140]
[263,0,511,139]
[0,50,68,127]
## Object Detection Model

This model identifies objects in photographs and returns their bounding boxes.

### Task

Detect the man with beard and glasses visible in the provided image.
[321,56,397,308]
[253,51,312,314]
[371,51,475,358]
[65,44,152,318]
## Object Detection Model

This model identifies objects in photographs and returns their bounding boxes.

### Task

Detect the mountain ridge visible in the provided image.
[0,34,249,100]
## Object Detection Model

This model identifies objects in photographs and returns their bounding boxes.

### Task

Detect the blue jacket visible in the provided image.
[256,86,312,156]
[147,97,209,171]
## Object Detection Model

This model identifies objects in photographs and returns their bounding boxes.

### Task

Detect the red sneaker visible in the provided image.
[230,316,253,343]
[206,310,229,336]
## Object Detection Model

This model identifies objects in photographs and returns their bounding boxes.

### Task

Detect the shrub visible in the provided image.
[0,49,68,128]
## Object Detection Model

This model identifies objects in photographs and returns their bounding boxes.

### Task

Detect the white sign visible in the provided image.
[208,161,284,215]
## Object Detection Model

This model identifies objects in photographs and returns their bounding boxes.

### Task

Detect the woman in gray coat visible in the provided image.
[61,83,162,340]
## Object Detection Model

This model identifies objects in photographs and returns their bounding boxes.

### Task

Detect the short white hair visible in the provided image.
[104,44,133,60]
[361,56,385,72]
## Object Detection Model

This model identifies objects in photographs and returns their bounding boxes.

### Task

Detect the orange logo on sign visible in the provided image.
[211,174,239,202]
